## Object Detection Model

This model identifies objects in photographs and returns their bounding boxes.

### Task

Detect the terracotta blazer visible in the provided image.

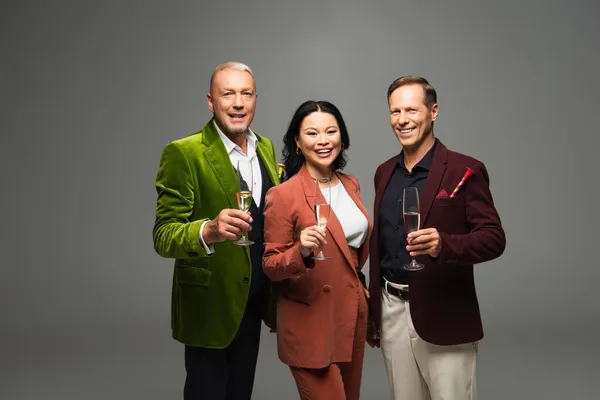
[262,165,372,369]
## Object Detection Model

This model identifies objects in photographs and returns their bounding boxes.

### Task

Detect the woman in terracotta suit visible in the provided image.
[262,100,372,400]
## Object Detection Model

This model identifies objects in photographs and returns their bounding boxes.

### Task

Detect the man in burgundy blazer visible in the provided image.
[368,76,505,400]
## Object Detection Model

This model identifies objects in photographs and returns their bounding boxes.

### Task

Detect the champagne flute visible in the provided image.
[233,159,254,246]
[312,177,331,260]
[403,187,424,271]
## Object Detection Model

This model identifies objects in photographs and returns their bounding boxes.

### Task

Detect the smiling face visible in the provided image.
[295,111,342,177]
[388,83,439,153]
[207,68,257,137]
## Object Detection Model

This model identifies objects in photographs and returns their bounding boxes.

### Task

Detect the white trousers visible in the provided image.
[380,280,478,400]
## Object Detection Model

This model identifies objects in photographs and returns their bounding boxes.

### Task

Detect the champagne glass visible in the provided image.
[403,187,424,271]
[312,177,331,260]
[233,159,254,246]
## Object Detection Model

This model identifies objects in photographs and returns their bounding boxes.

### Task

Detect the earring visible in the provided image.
[296,147,302,155]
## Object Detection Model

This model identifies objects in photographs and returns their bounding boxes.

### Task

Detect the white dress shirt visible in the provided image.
[199,121,263,254]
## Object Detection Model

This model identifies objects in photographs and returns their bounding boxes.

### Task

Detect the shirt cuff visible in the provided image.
[199,220,215,255]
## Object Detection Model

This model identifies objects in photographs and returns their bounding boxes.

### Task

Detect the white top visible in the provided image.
[328,181,369,248]
[199,121,262,254]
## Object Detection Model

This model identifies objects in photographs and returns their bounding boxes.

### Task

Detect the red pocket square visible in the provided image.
[436,189,449,199]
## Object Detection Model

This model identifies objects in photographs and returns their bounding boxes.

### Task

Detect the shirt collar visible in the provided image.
[398,138,438,172]
[213,120,257,157]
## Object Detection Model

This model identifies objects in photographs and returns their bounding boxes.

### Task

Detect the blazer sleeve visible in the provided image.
[152,142,210,259]
[437,161,506,265]
[262,188,312,281]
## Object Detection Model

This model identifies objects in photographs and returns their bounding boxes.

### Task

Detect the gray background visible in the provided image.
[2,0,599,398]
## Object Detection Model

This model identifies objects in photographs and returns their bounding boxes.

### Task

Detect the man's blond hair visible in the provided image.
[209,62,254,93]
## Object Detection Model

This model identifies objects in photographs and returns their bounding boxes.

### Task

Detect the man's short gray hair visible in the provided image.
[209,62,254,93]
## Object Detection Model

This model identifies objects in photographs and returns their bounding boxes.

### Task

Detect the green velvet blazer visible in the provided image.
[153,120,280,348]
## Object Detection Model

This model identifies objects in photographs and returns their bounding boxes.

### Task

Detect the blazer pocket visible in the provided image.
[433,197,464,207]
[176,265,211,287]
[279,273,317,306]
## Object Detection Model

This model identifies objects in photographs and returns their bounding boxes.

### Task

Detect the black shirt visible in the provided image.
[378,140,437,284]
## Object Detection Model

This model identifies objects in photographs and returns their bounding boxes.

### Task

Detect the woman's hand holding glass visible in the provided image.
[299,225,327,258]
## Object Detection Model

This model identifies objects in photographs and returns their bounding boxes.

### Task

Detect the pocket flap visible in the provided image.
[176,266,211,287]
[433,197,464,207]
[279,273,317,305]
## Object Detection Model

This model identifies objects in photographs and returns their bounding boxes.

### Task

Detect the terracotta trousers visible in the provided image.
[289,293,368,400]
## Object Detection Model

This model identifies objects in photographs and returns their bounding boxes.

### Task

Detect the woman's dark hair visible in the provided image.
[282,100,350,180]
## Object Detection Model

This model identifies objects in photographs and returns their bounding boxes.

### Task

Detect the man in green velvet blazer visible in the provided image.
[153,62,280,400]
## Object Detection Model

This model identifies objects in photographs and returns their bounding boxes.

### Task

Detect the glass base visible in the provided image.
[312,252,330,260]
[233,238,254,246]
[404,260,424,271]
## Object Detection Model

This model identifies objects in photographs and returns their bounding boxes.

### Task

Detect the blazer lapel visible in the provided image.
[256,137,280,187]
[374,156,399,231]
[299,166,357,272]
[202,121,240,208]
[201,121,253,262]
[326,207,357,272]
[420,141,448,226]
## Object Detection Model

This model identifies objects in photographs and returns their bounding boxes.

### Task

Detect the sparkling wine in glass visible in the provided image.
[403,187,424,271]
[233,159,254,246]
[313,177,331,260]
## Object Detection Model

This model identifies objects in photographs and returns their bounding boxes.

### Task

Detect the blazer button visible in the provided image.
[243,277,250,283]
[323,285,332,292]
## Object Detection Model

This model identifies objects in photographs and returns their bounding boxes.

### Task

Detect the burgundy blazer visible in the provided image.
[263,165,372,368]
[369,141,505,345]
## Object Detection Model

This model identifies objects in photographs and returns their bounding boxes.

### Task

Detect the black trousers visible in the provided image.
[183,300,264,400]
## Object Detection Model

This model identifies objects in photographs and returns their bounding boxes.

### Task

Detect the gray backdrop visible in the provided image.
[2,0,599,398]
